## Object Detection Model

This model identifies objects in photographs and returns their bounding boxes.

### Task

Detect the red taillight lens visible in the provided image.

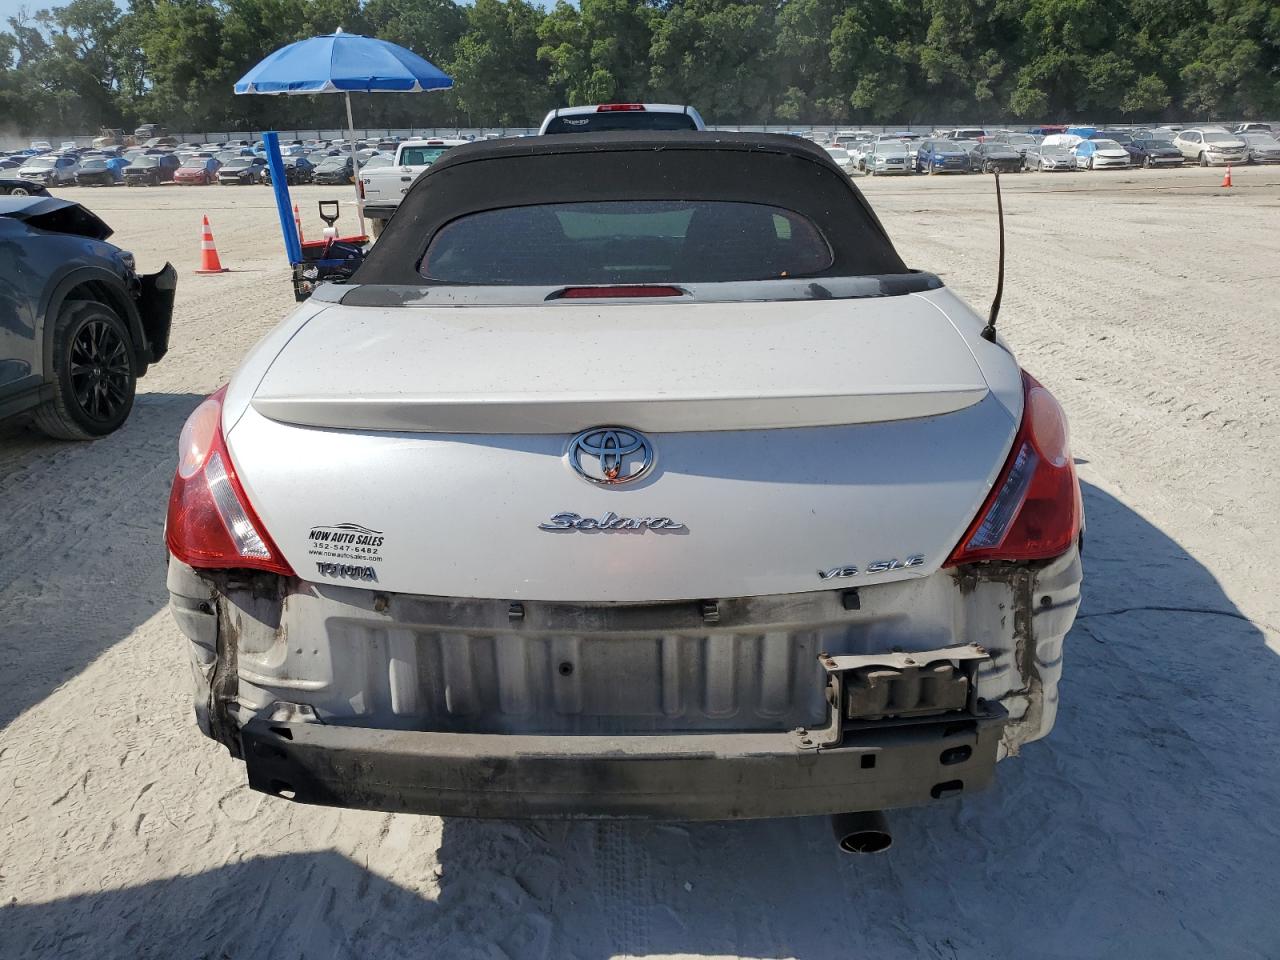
[945,371,1082,565]
[596,103,646,112]
[166,387,295,576]
[556,285,684,299]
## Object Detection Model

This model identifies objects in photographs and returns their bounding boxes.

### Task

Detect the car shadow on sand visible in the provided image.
[3,481,1279,959]
[0,392,201,731]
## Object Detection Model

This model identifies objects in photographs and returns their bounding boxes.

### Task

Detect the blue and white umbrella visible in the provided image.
[235,29,453,232]
[234,29,453,95]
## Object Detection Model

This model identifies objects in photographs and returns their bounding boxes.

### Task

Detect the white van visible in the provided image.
[1041,133,1084,150]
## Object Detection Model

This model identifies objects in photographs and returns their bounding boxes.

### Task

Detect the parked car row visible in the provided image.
[821,123,1279,176]
[7,120,1276,197]
[0,134,415,191]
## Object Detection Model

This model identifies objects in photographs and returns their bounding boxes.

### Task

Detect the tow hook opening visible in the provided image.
[831,810,892,854]
[940,745,972,765]
[930,779,965,799]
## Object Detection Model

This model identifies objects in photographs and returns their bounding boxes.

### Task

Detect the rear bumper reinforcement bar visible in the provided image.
[240,700,1007,820]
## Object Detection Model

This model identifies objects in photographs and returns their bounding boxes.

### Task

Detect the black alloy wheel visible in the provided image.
[34,300,137,439]
[70,316,132,422]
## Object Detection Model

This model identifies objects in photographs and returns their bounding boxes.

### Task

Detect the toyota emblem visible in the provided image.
[567,427,654,485]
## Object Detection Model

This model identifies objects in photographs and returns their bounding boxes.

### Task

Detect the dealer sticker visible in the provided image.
[306,522,386,564]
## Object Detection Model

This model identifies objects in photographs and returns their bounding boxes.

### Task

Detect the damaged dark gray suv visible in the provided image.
[0,195,175,439]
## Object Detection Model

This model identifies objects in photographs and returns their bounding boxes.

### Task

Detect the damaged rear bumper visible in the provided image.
[240,705,1007,820]
[168,544,1080,820]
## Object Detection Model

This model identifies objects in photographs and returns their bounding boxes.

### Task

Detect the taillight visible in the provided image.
[166,386,295,576]
[945,371,1082,565]
[596,103,646,112]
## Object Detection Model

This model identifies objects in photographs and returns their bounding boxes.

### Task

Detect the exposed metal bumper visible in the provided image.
[170,543,1081,819]
[240,704,1007,820]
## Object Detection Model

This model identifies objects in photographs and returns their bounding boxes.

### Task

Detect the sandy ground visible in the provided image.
[2,166,1279,959]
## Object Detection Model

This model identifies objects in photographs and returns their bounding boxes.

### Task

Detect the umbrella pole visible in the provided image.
[345,91,367,237]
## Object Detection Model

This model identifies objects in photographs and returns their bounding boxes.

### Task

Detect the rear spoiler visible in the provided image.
[331,271,944,308]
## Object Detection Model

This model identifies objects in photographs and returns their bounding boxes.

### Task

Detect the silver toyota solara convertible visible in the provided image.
[166,133,1082,846]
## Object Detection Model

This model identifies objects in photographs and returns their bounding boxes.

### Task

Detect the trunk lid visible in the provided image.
[230,294,1020,601]
[249,298,990,433]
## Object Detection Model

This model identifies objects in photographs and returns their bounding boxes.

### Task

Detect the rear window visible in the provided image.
[420,200,832,285]
[543,112,698,135]
[399,146,450,166]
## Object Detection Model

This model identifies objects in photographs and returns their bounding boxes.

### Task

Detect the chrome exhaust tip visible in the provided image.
[831,810,892,854]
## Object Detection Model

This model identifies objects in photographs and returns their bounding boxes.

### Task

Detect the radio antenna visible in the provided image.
[981,170,1005,343]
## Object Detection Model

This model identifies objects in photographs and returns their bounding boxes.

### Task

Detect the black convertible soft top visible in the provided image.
[352,132,910,286]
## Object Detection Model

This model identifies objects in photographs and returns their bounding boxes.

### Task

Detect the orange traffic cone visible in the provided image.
[1222,165,1232,188]
[293,203,304,243]
[195,215,228,274]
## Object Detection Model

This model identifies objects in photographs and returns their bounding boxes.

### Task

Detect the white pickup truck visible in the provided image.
[360,138,467,237]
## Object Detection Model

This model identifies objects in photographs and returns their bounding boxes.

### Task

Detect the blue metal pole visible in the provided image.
[264,131,301,264]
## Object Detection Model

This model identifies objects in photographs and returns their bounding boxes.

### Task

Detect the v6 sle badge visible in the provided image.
[819,555,924,581]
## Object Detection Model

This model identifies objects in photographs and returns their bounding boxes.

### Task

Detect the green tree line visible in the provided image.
[1,0,1276,134]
